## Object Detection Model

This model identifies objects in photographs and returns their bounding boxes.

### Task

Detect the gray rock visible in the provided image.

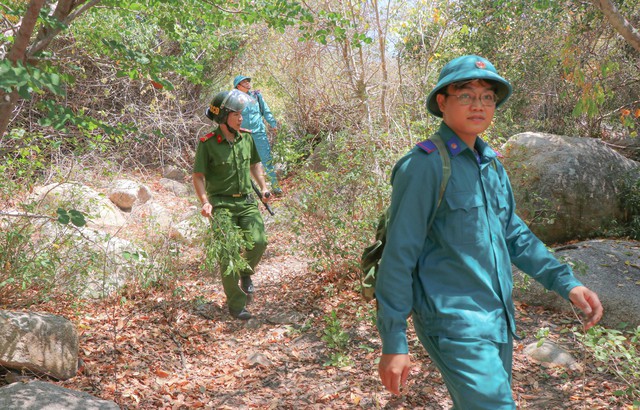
[131,201,174,229]
[0,312,78,380]
[0,380,119,410]
[159,178,192,197]
[514,239,640,328]
[30,183,126,228]
[524,340,581,371]
[502,132,640,244]
[108,179,152,210]
[162,165,186,182]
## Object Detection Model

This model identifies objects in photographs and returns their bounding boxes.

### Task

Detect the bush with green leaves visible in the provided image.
[0,209,89,303]
[284,129,402,283]
[576,325,640,402]
[321,309,353,367]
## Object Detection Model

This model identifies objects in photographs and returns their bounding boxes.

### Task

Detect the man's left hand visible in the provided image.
[568,286,603,330]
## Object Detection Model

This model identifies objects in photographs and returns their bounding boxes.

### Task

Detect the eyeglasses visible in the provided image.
[444,92,497,107]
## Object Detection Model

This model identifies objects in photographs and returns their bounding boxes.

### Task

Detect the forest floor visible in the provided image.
[3,175,638,409]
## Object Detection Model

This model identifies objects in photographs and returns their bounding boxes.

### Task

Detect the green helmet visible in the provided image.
[233,75,251,88]
[426,55,512,117]
[205,89,249,123]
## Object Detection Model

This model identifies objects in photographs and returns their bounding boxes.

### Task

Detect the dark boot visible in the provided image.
[229,307,252,320]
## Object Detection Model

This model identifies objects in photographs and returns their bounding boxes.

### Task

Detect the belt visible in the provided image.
[213,193,250,198]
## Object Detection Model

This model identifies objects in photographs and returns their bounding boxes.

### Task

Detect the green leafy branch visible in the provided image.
[202,209,251,278]
[0,59,64,98]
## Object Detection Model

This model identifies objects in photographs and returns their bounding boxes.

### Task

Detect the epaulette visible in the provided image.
[416,139,438,154]
[239,127,252,133]
[200,132,215,143]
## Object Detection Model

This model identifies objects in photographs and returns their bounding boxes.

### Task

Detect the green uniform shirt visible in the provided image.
[193,127,261,199]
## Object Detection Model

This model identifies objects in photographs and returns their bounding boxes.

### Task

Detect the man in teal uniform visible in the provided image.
[376,55,603,408]
[233,75,282,194]
[193,89,271,320]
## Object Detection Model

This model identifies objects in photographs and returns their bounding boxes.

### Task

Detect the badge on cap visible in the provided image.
[476,60,486,69]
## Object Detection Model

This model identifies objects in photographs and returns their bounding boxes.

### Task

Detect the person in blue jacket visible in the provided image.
[234,75,282,195]
[375,55,603,409]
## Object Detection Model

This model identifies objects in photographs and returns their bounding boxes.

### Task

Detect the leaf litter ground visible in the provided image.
[2,181,637,409]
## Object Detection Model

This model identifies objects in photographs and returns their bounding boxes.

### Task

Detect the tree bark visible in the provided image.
[372,0,389,131]
[29,0,102,56]
[592,0,640,53]
[0,0,46,137]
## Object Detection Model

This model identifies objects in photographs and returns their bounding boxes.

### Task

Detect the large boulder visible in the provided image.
[501,133,640,245]
[0,312,78,380]
[162,165,187,182]
[30,183,126,228]
[159,178,192,197]
[108,179,152,211]
[37,222,153,298]
[0,381,119,410]
[513,239,640,329]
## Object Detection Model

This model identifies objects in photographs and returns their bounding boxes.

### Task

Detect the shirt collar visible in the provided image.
[437,122,497,162]
[214,126,243,143]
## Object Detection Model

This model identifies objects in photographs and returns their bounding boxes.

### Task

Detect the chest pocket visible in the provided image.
[443,192,485,244]
[210,146,250,173]
[210,149,233,173]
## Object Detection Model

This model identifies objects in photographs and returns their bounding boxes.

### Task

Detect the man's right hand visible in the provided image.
[378,353,411,395]
[201,202,212,218]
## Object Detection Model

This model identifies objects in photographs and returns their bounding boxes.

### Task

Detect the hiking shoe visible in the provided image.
[272,187,283,196]
[240,275,254,304]
[229,307,252,320]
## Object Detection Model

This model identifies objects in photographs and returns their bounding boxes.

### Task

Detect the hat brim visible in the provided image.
[426,70,512,117]
[233,76,251,88]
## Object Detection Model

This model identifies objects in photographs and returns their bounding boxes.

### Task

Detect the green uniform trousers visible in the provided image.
[414,319,516,410]
[211,195,267,312]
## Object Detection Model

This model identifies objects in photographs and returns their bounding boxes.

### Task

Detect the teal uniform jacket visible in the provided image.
[376,123,583,355]
[239,90,279,186]
[240,90,277,135]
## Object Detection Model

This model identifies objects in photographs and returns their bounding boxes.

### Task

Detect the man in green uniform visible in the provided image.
[376,55,603,408]
[193,89,271,320]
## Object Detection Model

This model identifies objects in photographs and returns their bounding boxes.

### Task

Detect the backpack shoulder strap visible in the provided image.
[416,132,451,231]
[251,90,265,116]
[428,133,451,212]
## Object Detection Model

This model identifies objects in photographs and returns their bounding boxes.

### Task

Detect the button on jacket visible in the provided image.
[376,123,583,355]
[193,127,261,199]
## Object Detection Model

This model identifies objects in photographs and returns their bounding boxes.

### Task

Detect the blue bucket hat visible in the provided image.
[426,55,512,117]
[233,75,251,88]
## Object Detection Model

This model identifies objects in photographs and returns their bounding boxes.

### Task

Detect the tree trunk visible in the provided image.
[0,0,102,137]
[372,0,389,131]
[592,0,640,53]
[0,0,46,137]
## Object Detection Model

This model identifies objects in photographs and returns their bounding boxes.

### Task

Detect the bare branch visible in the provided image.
[592,0,640,53]
[27,0,103,56]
